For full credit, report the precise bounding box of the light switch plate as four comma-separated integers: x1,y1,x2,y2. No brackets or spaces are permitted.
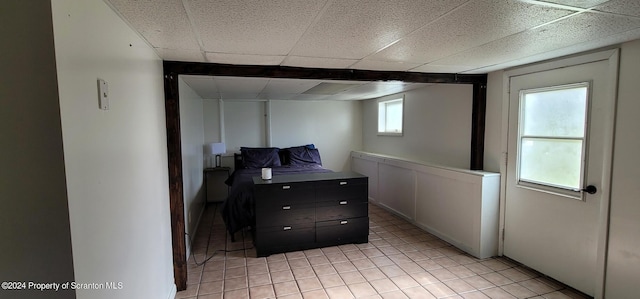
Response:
97,78,109,110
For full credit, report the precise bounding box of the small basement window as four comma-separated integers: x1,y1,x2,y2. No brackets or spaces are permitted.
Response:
378,97,404,136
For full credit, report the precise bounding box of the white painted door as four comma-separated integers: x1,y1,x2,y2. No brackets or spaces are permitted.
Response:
504,53,617,296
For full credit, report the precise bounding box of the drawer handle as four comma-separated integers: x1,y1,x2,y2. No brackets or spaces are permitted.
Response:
339,201,348,205
282,185,291,190
340,220,348,225
283,226,291,231
282,205,291,210
339,181,348,185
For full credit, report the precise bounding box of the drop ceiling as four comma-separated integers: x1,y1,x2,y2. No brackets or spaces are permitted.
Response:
179,75,431,100
106,0,640,100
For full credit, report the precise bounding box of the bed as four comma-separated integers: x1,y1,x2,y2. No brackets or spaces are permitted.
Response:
220,145,332,240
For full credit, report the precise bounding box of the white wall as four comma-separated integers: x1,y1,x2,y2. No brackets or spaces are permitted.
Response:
0,2,76,298
604,39,640,297
203,99,363,171
178,78,206,258
51,0,175,298
484,71,504,173
271,100,362,171
203,99,221,144
223,101,267,150
362,84,473,169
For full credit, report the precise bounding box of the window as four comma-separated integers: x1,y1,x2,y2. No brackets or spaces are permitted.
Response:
378,97,404,136
517,83,589,193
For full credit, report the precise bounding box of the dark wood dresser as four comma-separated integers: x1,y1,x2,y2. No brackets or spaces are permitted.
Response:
253,172,368,257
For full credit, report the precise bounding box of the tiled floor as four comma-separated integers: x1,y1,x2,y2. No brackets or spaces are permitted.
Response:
176,203,591,299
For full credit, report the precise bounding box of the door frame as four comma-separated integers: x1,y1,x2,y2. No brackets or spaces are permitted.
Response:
499,49,619,298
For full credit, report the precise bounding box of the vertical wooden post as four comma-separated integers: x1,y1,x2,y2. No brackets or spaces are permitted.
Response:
164,72,187,290
470,83,487,170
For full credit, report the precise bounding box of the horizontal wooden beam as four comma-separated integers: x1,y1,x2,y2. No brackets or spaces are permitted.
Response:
163,61,487,85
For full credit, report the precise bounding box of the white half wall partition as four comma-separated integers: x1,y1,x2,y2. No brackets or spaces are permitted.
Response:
351,151,500,259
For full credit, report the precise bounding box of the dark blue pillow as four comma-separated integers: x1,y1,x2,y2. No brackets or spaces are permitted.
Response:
287,147,322,166
240,147,281,169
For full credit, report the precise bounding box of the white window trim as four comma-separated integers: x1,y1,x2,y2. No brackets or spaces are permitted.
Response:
377,96,404,136
515,82,590,199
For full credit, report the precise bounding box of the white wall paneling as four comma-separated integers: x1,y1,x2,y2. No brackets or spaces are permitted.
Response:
377,163,416,221
352,151,500,259
351,156,379,200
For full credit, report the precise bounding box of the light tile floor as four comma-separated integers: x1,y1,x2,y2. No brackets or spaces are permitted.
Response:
176,203,591,299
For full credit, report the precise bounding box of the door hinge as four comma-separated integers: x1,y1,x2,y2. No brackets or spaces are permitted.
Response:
501,228,505,241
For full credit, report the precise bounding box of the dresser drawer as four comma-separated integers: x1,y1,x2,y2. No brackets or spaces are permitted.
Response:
315,182,367,203
256,203,315,226
316,200,368,222
255,223,315,249
314,177,367,188
255,182,314,204
316,217,369,243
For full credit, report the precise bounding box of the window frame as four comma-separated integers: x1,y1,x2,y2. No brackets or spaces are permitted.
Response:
515,82,591,199
377,96,404,136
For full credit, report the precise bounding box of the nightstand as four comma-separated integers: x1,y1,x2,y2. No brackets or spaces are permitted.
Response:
204,167,231,203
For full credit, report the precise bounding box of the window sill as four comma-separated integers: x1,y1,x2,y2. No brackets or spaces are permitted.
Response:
377,132,403,137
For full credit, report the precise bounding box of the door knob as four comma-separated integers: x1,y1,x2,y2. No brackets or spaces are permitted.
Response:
581,185,597,194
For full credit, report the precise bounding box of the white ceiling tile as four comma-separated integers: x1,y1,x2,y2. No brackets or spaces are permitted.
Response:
350,60,422,72
290,94,331,101
302,82,364,95
464,26,640,73
219,93,261,100
257,93,298,100
155,48,204,62
106,0,200,50
281,56,357,69
325,81,428,100
370,0,574,64
537,0,611,9
186,0,326,55
180,75,218,98
433,11,640,68
261,79,322,95
290,0,468,59
214,77,270,94
181,75,216,88
205,52,285,65
595,0,640,17
336,82,401,95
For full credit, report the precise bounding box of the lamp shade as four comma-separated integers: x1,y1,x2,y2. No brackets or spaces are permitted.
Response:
207,142,226,155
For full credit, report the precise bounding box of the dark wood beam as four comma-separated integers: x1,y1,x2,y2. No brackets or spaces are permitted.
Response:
164,72,187,291
163,61,487,85
470,83,487,170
